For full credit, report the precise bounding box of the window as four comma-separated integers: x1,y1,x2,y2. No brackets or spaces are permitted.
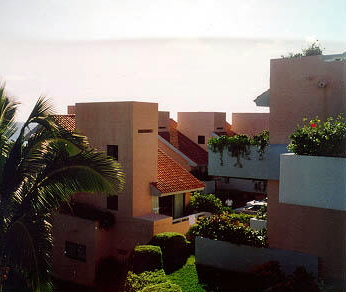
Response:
216,127,223,130
107,196,118,211
107,145,118,160
198,135,205,144
138,129,153,133
65,241,86,262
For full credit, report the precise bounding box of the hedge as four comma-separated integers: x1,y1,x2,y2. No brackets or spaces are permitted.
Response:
123,270,169,292
141,282,182,292
132,245,163,274
149,232,190,272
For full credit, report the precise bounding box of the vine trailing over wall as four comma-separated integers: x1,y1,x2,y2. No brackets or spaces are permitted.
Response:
208,130,269,167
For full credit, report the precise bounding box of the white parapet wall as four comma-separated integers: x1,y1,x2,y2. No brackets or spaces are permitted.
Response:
195,237,318,277
279,153,346,211
250,218,267,230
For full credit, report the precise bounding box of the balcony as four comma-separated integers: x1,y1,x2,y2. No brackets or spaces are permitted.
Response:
208,144,288,180
279,153,346,211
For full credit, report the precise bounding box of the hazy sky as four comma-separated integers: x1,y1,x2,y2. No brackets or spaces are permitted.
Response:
0,0,345,121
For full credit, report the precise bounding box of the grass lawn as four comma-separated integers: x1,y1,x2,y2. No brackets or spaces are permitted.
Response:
168,256,206,292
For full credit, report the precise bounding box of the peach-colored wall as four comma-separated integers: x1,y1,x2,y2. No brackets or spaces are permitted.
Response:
67,105,76,115
267,180,346,283
270,56,346,144
158,139,193,171
75,101,158,217
153,216,190,235
132,102,158,216
52,214,98,287
158,111,170,132
177,112,226,150
232,113,269,136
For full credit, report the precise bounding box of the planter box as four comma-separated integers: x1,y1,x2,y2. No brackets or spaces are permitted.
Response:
195,237,318,276
279,153,346,211
208,144,288,180
250,218,267,230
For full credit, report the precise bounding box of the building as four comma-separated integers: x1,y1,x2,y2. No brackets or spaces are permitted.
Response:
208,52,346,289
52,101,205,286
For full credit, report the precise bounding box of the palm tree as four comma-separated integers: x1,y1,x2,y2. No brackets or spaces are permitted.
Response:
0,85,124,291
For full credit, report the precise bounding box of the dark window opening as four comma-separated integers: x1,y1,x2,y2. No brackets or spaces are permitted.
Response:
158,126,166,129
198,135,205,144
107,145,118,160
65,241,86,262
216,127,223,130
138,129,153,133
107,196,119,211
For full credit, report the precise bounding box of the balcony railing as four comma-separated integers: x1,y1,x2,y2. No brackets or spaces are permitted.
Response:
172,212,212,225
208,144,288,180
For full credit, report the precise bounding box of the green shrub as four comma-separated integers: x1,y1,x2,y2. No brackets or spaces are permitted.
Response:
190,192,223,214
132,245,163,274
187,214,267,247
149,232,190,273
141,282,182,292
256,205,267,220
288,116,346,157
208,130,269,167
123,270,168,292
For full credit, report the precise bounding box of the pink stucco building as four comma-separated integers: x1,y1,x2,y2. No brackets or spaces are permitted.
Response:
52,101,205,286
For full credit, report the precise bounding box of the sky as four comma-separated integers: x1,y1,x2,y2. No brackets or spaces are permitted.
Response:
0,0,345,121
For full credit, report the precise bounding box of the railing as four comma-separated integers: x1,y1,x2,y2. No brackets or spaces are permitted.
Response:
172,212,212,225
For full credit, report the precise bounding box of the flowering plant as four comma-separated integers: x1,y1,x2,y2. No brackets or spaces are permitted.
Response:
288,116,346,157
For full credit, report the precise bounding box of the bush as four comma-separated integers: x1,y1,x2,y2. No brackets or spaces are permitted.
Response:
288,116,346,157
132,245,163,274
190,192,223,214
141,282,182,292
123,270,168,292
186,214,267,248
253,261,286,289
149,232,190,273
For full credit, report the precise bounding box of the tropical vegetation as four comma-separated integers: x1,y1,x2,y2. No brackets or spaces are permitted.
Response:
0,85,124,291
288,116,346,157
208,130,269,167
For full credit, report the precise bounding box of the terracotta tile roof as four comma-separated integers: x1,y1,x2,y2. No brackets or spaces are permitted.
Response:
214,122,237,137
153,149,205,194
51,114,76,132
158,119,208,166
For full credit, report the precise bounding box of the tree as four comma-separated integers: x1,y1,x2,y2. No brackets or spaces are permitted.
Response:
0,85,125,291
281,41,323,58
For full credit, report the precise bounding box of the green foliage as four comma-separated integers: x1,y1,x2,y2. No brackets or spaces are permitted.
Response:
141,282,182,292
281,41,323,58
149,232,190,273
0,85,125,291
187,214,267,248
123,270,168,292
132,245,163,274
254,261,286,290
208,130,269,167
167,256,206,292
190,192,223,214
288,116,346,157
255,205,267,220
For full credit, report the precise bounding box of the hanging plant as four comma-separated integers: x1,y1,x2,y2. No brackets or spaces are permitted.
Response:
252,130,269,160
208,130,269,167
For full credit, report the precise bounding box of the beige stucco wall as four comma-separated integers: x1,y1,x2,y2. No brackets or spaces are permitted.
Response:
267,180,346,284
158,111,170,132
52,214,98,287
177,112,226,150
270,55,346,144
75,101,158,217
232,113,269,136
